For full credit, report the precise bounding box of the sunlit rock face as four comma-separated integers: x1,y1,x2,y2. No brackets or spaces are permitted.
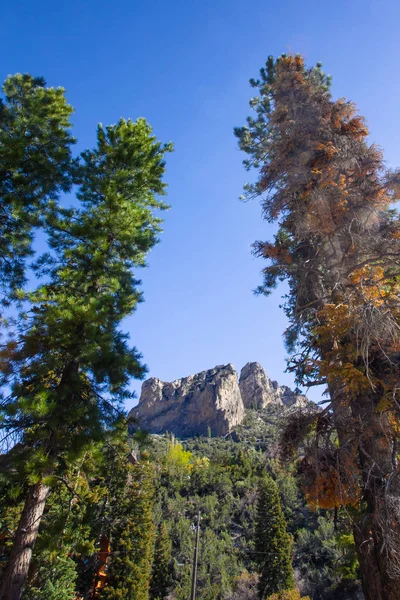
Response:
130,363,245,437
130,361,309,437
239,362,308,410
239,362,277,408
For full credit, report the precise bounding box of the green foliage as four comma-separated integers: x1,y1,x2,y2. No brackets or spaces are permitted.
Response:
149,414,311,599
265,459,302,529
294,515,359,599
23,554,77,600
98,461,155,600
1,114,172,479
0,74,172,599
336,533,359,581
150,522,173,600
1,405,362,600
0,73,74,292
266,590,310,600
255,475,294,599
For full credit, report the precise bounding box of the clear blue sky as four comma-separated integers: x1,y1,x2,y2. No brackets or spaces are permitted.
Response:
2,0,400,408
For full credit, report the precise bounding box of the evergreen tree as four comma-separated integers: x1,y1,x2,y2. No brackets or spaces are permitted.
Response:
0,116,172,600
150,522,173,600
98,461,155,600
23,554,77,600
236,55,400,599
0,74,74,293
254,476,294,599
19,443,108,600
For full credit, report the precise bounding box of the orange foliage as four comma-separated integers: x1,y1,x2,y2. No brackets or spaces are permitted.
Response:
91,535,110,598
263,242,292,265
300,449,360,510
312,303,376,398
347,265,389,305
341,116,369,139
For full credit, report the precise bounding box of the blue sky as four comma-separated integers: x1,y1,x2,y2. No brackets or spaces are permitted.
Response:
2,0,400,408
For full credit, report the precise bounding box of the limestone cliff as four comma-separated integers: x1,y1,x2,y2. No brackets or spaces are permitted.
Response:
239,362,308,410
130,364,245,437
131,361,308,437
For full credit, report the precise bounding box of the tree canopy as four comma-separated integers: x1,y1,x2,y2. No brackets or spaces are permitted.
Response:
0,74,172,600
0,74,74,294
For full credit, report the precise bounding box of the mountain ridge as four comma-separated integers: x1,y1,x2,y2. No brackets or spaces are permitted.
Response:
130,362,309,437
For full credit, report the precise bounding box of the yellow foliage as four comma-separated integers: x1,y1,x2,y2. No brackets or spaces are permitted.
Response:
191,456,210,469
315,304,352,341
165,443,193,471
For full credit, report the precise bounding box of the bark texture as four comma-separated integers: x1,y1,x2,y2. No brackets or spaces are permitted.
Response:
330,379,400,600
352,398,400,600
0,480,50,600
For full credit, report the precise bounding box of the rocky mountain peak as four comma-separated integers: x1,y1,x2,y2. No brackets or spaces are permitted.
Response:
130,362,308,437
239,361,307,409
130,363,244,437
239,362,276,409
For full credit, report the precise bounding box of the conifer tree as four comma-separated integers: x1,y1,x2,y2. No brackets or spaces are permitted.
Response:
236,55,400,599
0,74,74,293
150,522,173,600
0,116,172,600
98,461,156,600
254,475,294,599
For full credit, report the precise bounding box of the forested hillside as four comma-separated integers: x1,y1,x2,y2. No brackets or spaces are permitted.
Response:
149,407,362,600
1,406,362,600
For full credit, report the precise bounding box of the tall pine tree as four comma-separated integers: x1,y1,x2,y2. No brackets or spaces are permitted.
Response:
98,461,156,600
0,117,172,600
236,54,400,599
254,475,294,599
150,522,173,600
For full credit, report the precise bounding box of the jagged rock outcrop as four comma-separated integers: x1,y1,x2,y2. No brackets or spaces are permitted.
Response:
130,364,245,437
239,362,276,408
131,361,309,437
239,362,308,410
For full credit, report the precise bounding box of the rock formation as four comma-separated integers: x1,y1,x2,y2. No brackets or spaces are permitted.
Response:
239,362,276,408
130,361,309,437
130,364,245,437
239,362,308,410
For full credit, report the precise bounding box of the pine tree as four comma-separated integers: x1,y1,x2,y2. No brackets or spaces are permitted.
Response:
254,475,294,599
150,522,173,600
0,74,74,293
236,54,400,599
19,443,108,600
0,116,172,600
98,461,156,600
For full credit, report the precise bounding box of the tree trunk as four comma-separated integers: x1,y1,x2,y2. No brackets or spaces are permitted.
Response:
330,379,400,600
352,397,400,600
0,362,78,600
0,480,50,600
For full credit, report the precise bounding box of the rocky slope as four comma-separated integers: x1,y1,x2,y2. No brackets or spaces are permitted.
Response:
130,362,308,437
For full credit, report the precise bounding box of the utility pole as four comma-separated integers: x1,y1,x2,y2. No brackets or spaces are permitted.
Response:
190,510,201,600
